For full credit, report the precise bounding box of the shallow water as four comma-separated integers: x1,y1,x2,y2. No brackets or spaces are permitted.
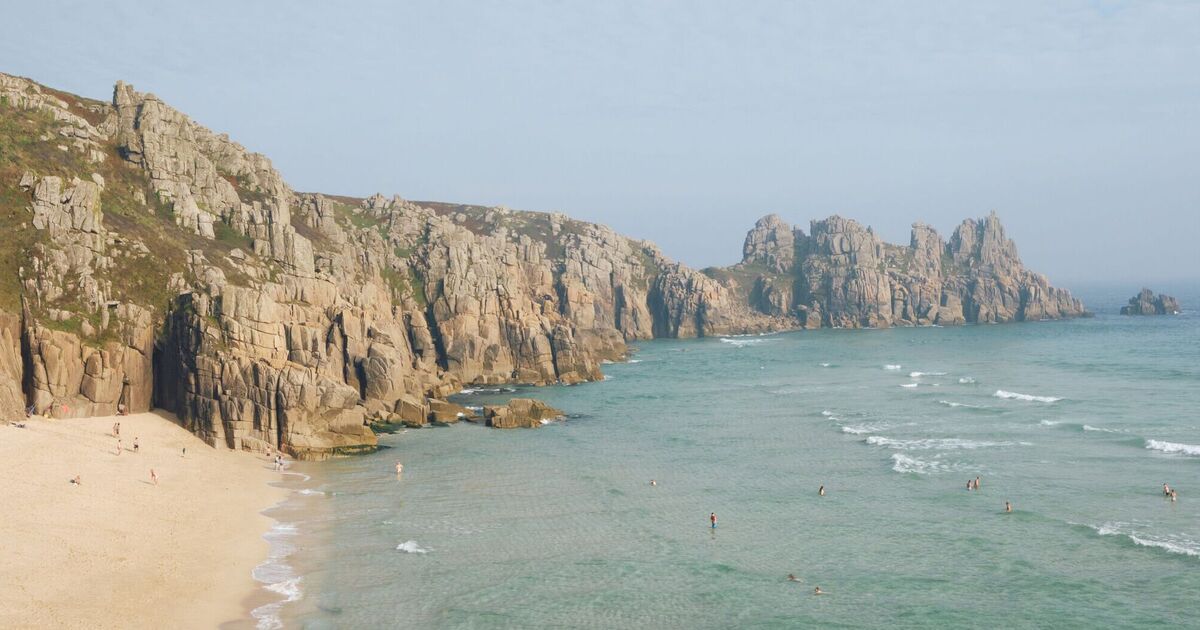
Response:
272,285,1199,628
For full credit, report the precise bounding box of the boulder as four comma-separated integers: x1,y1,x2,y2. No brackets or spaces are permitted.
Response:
484,398,564,429
1121,288,1181,315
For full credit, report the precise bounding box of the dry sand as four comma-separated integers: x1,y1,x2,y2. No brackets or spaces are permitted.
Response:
0,412,287,629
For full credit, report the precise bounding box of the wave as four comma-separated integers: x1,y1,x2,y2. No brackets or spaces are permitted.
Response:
821,410,836,417
909,371,947,378
627,359,642,364
842,425,874,435
397,540,432,554
252,520,303,630
720,337,774,348
993,390,1062,403
1082,424,1122,434
280,471,311,482
899,383,919,388
1145,440,1200,457
937,400,984,409
1039,420,1061,426
890,453,951,475
1083,522,1200,559
867,436,1011,450
819,362,833,367
297,488,326,496
459,387,516,394
883,364,902,370
958,377,976,384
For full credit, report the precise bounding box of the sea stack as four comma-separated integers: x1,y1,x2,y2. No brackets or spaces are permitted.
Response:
1120,288,1181,315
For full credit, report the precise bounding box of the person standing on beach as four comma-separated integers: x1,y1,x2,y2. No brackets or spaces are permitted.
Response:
112,421,119,437
133,437,139,453
116,439,122,455
150,469,158,485
710,512,717,528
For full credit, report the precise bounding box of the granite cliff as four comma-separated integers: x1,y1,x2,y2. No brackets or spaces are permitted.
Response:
1121,288,1181,315
0,73,1086,457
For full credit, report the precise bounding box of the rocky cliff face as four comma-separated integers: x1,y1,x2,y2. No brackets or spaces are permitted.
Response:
0,72,1086,456
729,213,1086,329
1121,288,1181,315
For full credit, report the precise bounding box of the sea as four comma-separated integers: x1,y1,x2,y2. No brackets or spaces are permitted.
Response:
255,283,1199,629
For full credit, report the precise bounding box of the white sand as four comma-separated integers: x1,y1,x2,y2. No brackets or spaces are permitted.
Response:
0,412,287,629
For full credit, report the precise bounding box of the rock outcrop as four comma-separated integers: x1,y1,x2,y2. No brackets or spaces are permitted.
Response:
1121,288,1181,315
0,72,1087,456
484,398,564,429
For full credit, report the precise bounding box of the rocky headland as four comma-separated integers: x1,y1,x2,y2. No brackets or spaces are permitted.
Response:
0,72,1087,457
1120,288,1181,315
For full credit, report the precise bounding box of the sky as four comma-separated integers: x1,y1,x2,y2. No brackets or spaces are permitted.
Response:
3,1,1197,284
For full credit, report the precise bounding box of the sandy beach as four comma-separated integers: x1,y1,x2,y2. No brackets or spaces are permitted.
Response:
0,412,287,629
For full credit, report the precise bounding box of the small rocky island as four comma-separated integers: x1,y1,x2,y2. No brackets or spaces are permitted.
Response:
1120,288,1181,315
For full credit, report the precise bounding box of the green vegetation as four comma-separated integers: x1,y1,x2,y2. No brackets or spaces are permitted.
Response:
382,266,427,307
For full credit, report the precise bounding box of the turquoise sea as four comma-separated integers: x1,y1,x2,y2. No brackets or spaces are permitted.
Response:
259,285,1199,629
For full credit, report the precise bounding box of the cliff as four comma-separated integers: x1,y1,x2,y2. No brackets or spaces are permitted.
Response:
0,72,1086,456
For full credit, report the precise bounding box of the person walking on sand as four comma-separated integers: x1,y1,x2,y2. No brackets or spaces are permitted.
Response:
150,469,158,486
710,512,717,529
133,437,139,453
116,439,122,455
112,421,119,437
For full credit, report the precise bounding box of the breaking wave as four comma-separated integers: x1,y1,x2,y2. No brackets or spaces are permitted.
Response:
937,400,983,409
899,383,919,389
1081,522,1200,559
867,436,1012,450
397,540,432,554
958,377,976,384
720,337,774,348
993,390,1062,403
909,371,947,378
883,364,902,370
1145,440,1200,457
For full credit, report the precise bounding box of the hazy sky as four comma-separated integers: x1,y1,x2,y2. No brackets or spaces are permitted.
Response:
4,1,1198,284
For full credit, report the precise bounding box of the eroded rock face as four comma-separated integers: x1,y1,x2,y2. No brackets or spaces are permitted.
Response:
736,211,1085,328
1121,289,1181,315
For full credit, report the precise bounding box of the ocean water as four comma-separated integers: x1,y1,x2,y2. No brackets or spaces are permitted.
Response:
264,286,1200,629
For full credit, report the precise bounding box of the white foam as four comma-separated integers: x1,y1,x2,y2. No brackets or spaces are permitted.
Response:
1082,424,1121,434
841,426,872,435
397,540,431,554
890,453,948,475
821,410,836,417
900,383,919,388
867,436,1011,450
1145,439,1200,457
627,359,642,364
819,362,832,367
883,364,902,370
1039,420,1061,426
958,377,976,384
280,471,311,482
909,371,947,378
993,390,1062,403
1090,522,1200,558
297,488,325,496
937,400,982,409
720,337,773,348
251,520,303,630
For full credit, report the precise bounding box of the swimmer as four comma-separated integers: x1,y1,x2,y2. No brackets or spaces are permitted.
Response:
1005,501,1012,513
649,479,657,486
395,461,404,475
1170,489,1178,502
710,512,717,529
967,479,972,491
1164,483,1172,496
813,586,824,595
787,573,800,582
974,476,981,490
818,485,825,497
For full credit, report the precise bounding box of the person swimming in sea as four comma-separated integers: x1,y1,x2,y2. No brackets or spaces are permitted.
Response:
967,479,973,491
818,485,825,497
813,586,824,595
787,573,801,582
974,476,981,490
710,512,717,528
649,479,657,487
1005,501,1012,513
1164,482,1172,496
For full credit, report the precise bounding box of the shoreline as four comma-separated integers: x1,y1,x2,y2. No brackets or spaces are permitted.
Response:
0,412,287,629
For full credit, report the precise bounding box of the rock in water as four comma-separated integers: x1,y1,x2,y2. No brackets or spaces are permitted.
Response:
484,399,564,429
1120,288,1181,315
